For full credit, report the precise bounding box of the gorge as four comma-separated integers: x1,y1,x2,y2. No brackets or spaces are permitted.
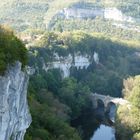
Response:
0,1,140,140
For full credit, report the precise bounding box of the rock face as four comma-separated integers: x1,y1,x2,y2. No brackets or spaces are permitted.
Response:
61,8,104,19
59,7,134,22
0,62,31,140
43,53,91,78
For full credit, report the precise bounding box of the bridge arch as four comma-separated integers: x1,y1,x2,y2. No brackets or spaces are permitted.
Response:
91,93,130,110
97,99,105,108
106,102,116,114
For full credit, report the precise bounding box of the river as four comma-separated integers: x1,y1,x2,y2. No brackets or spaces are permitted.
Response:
90,103,116,140
71,103,117,140
90,124,116,140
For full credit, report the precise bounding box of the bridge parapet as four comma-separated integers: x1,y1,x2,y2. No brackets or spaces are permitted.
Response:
91,93,130,109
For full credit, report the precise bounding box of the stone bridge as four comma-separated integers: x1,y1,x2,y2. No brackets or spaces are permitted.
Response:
91,93,130,109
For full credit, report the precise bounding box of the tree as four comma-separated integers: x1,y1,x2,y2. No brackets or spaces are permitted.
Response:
116,76,140,140
0,25,27,74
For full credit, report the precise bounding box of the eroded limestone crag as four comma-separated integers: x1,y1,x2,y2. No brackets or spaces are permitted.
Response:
0,62,31,140
42,52,99,78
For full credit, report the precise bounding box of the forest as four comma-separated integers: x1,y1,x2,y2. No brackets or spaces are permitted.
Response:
25,31,140,140
116,76,140,140
0,0,140,140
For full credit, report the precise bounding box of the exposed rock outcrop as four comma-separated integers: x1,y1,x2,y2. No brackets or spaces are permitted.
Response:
43,53,91,78
59,7,134,22
0,62,31,140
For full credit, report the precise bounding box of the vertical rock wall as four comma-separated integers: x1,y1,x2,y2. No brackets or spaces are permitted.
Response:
0,62,31,140
42,53,91,78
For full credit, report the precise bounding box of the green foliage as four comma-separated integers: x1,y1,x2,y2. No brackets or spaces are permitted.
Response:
116,0,140,18
116,76,140,140
58,78,90,119
1,1,140,139
27,31,140,140
0,0,140,35
53,18,140,42
123,76,140,108
30,31,140,98
26,71,82,140
0,0,49,31
133,133,140,140
0,25,27,74
0,0,81,31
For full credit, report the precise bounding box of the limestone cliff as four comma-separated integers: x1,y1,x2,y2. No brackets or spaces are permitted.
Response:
0,62,31,140
42,52,99,78
60,7,134,22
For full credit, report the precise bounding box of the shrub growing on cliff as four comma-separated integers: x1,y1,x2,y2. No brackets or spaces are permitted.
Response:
0,25,28,74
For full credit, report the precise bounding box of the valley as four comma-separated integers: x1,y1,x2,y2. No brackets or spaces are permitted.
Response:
0,0,140,140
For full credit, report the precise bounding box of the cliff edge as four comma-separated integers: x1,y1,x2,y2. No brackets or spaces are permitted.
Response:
0,62,31,140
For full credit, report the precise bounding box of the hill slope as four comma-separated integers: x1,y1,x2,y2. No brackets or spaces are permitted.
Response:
0,0,139,32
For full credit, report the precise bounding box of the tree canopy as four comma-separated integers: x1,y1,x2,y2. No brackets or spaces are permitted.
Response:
116,76,140,140
0,25,28,74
